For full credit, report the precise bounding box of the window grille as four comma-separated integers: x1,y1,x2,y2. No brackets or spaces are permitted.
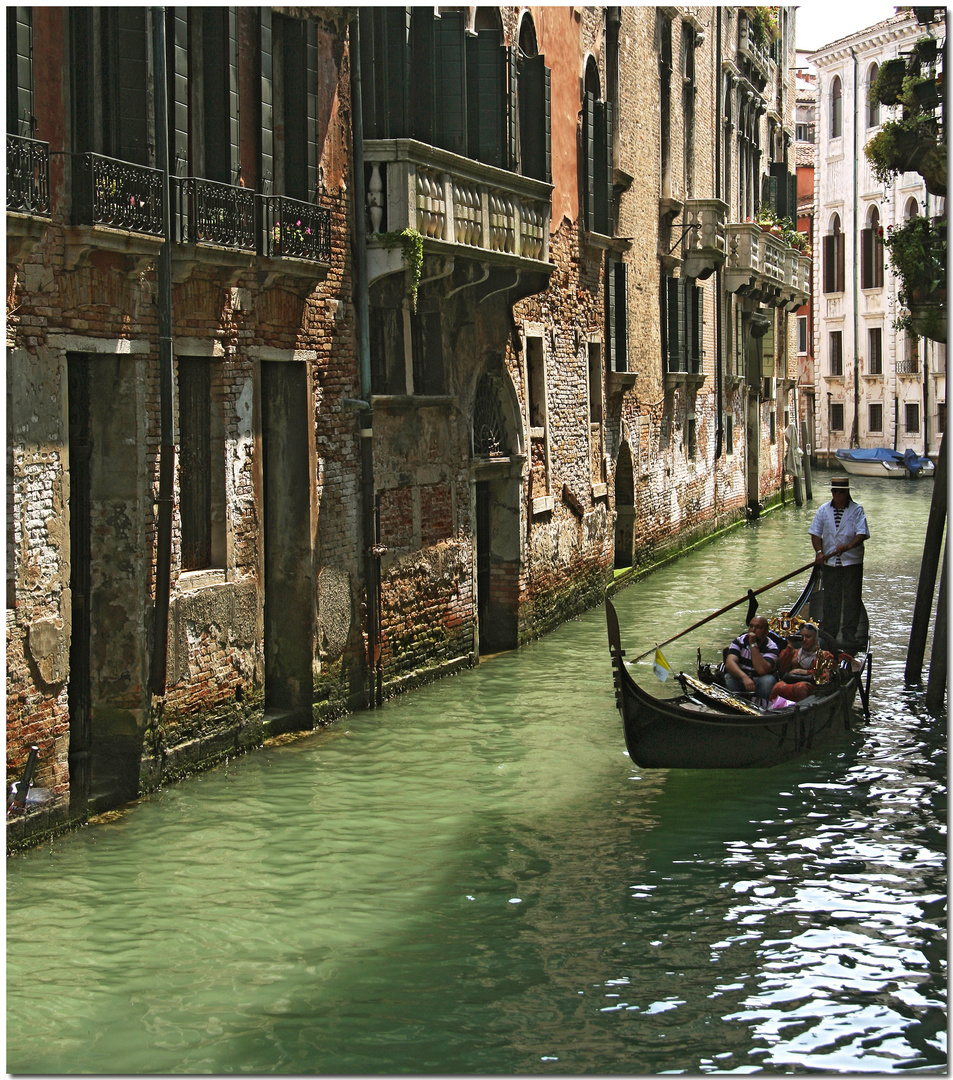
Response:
472,373,508,458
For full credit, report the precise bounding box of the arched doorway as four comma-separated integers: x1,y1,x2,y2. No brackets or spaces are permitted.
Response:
471,366,523,655
614,439,635,569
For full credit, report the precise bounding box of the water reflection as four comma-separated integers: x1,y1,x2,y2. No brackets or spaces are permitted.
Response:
7,472,946,1073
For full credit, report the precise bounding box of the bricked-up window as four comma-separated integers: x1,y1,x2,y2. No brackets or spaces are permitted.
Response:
829,331,844,377
605,258,628,372
260,12,320,200
178,359,226,571
867,63,881,128
830,74,843,139
868,327,883,375
70,8,149,165
830,402,845,431
7,7,33,137
823,214,845,293
661,276,703,374
868,402,883,433
861,207,884,290
905,402,921,434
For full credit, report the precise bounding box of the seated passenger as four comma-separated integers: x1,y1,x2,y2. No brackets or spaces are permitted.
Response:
724,616,779,701
768,623,834,706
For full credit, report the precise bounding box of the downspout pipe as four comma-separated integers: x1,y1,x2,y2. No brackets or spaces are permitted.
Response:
150,7,175,695
348,13,381,708
714,6,723,461
850,45,860,448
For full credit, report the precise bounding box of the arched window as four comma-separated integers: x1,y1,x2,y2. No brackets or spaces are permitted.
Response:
861,205,884,289
905,196,920,220
723,79,732,204
830,75,843,138
823,212,845,293
867,63,880,128
518,13,538,57
583,53,611,232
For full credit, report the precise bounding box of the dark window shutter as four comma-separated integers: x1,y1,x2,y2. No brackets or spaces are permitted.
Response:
506,44,518,171
227,7,240,182
860,227,872,289
823,233,835,293
306,22,319,201
582,91,595,231
593,100,612,234
689,283,703,372
874,231,884,288
201,8,229,182
433,11,466,155
169,8,189,175
282,18,308,199
69,9,93,154
605,257,617,372
836,232,845,292
788,174,797,222
466,30,506,169
260,10,273,192
667,277,682,371
519,54,550,182
410,8,433,144
7,8,33,136
104,8,148,165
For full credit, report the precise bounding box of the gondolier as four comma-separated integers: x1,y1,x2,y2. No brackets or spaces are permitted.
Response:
809,476,869,653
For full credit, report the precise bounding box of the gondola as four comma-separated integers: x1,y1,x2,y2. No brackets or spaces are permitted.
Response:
606,565,872,769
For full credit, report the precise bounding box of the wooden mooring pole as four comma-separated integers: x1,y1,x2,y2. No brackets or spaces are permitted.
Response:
905,432,946,691
925,535,947,715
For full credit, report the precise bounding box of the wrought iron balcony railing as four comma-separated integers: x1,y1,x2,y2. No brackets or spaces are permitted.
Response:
896,358,920,375
364,138,551,276
72,152,163,235
7,134,51,216
259,195,331,262
172,176,256,250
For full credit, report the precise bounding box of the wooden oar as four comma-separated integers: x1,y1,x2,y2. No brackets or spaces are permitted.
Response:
628,557,821,664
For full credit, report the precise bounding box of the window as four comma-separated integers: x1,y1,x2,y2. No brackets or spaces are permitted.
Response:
905,402,921,434
7,7,33,136
830,402,845,431
582,74,613,234
861,207,884,289
797,315,808,355
769,409,776,444
526,334,546,430
682,34,695,198
868,402,883,433
588,342,605,482
830,74,842,138
868,327,883,375
660,19,672,199
726,414,734,454
867,63,880,128
829,331,844,377
687,412,697,458
796,122,815,142
823,214,845,293
178,358,226,571
410,310,445,395
661,276,703,374
938,402,946,434
605,258,628,372
900,333,920,374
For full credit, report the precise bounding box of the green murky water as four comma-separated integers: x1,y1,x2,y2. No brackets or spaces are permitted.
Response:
7,470,946,1073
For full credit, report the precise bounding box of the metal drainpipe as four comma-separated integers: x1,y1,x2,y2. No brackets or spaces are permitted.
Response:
150,7,175,695
850,46,860,448
714,6,723,462
348,14,381,708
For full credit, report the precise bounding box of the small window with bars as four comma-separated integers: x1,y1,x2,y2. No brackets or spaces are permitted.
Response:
867,327,883,375
905,402,921,434
829,331,844,377
868,402,883,433
830,402,845,432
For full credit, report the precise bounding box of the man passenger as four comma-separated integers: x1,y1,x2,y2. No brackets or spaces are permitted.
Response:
724,616,779,700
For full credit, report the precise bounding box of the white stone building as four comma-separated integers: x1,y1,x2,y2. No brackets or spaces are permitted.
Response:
809,12,945,461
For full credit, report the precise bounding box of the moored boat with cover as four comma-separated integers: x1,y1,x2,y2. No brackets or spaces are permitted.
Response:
606,565,871,770
835,447,934,479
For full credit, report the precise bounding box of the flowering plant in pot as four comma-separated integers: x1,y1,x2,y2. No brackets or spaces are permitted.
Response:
882,214,947,338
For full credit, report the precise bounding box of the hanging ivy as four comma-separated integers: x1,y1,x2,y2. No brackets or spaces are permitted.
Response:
379,228,423,312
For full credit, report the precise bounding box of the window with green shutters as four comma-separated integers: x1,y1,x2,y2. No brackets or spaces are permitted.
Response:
661,276,703,374
7,7,33,137
582,92,612,234
605,258,628,373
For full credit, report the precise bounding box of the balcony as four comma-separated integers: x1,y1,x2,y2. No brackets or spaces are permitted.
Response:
364,138,552,302
258,195,332,289
738,15,773,84
680,199,728,279
896,358,921,376
171,176,256,283
7,134,51,261
724,222,810,309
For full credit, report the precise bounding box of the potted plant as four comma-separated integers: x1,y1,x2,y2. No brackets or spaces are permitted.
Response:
914,36,939,65
865,114,940,186
870,57,908,105
882,214,947,340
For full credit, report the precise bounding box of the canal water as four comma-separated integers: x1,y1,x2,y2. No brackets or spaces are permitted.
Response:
7,471,946,1074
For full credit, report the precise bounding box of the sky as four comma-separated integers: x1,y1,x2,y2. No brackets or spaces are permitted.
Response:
794,1,903,53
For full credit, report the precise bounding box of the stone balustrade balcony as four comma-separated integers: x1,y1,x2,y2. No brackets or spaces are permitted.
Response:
363,138,552,290
738,15,773,82
725,222,810,309
681,198,728,279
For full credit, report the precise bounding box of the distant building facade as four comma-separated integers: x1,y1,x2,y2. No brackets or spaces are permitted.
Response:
809,12,946,461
